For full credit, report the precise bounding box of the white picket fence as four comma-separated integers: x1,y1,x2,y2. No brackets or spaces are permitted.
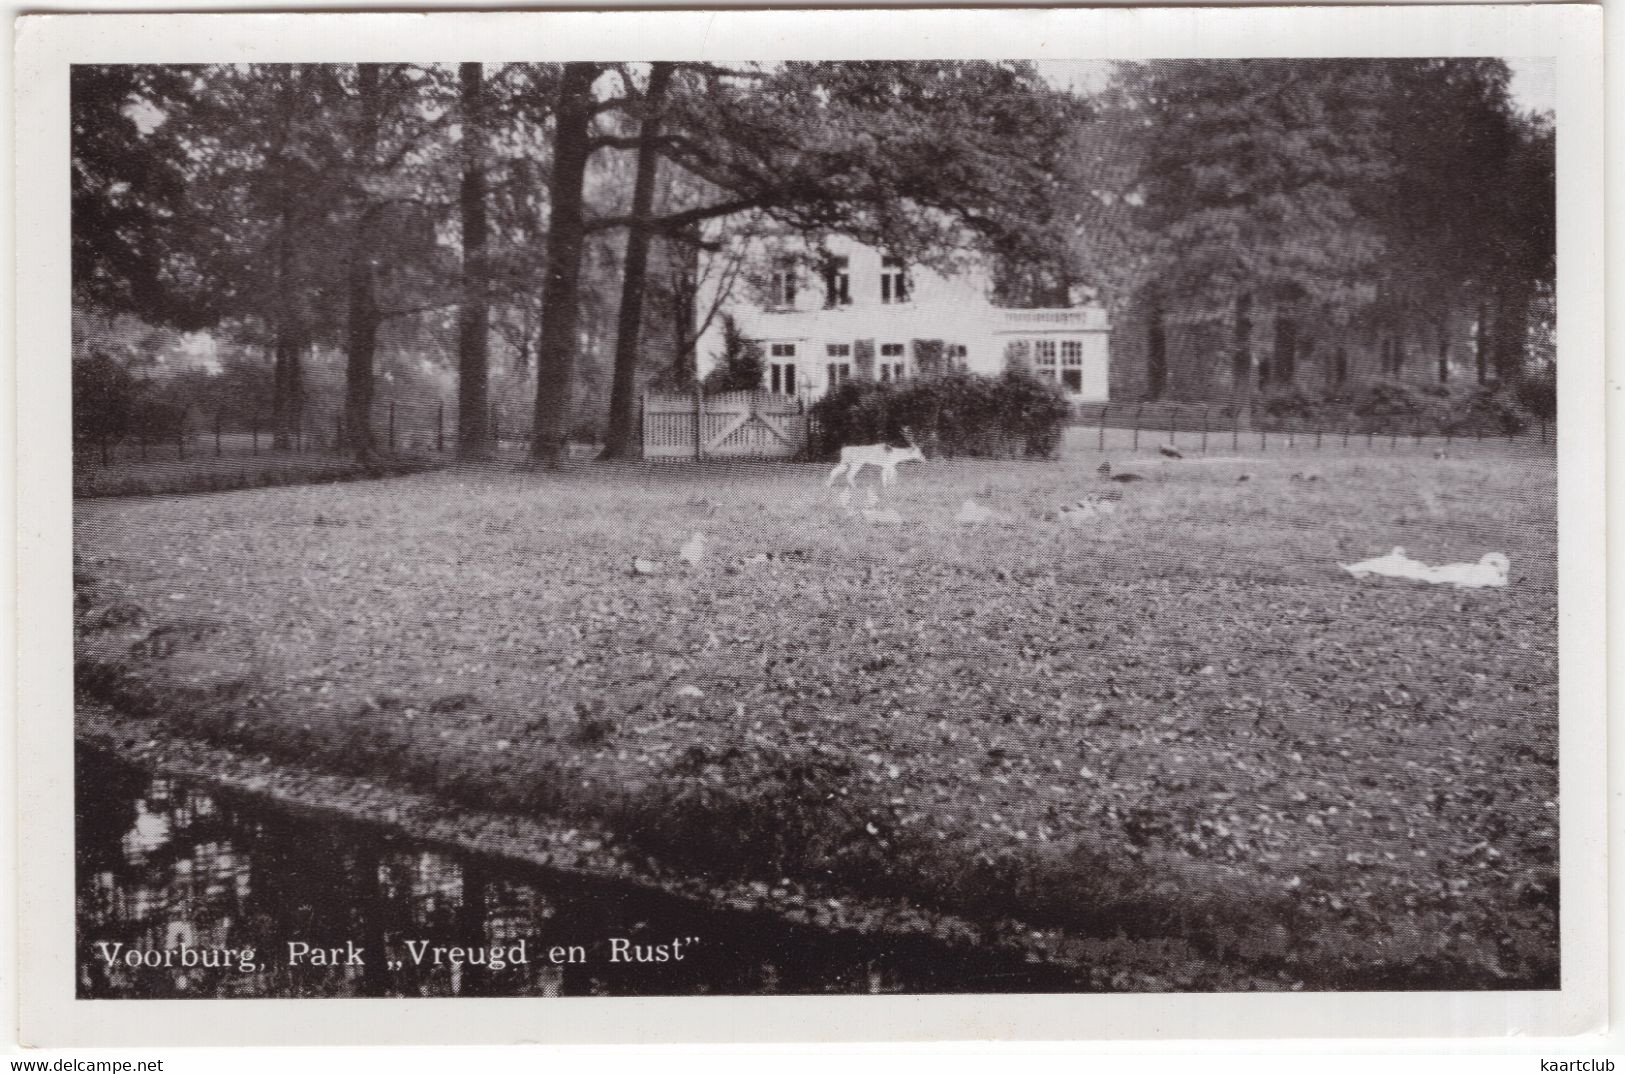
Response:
642,390,811,460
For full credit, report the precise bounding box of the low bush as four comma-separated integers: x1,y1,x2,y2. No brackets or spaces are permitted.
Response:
1249,378,1544,437
74,351,191,451
1350,379,1439,431
1515,367,1556,422
1444,384,1529,436
702,314,766,395
811,369,1069,460
1255,385,1328,430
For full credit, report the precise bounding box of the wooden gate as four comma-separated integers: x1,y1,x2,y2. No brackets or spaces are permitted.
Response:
642,390,810,459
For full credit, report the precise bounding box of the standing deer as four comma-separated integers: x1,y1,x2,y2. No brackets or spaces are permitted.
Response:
826,430,926,488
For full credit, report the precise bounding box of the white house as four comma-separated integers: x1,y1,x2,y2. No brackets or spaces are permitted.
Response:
694,231,1111,401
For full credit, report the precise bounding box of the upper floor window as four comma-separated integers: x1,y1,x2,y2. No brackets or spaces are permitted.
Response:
1034,340,1058,368
768,260,799,308
1061,339,1083,366
823,256,851,308
880,257,910,304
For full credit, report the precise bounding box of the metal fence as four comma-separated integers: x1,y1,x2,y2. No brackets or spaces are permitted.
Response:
73,392,1556,471
1070,400,1553,456
72,398,531,468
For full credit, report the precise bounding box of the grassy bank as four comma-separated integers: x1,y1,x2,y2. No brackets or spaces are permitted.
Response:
73,447,444,499
74,432,1559,990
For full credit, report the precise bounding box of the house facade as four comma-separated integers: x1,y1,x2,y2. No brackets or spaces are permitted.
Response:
694,232,1111,402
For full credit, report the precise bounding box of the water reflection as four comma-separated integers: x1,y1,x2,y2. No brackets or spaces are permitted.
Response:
75,747,1086,998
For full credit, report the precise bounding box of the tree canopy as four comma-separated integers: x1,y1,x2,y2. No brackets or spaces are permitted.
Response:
70,58,1558,451
1051,58,1555,396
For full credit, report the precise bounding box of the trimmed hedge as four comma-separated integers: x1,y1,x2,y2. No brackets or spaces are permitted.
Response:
810,369,1070,460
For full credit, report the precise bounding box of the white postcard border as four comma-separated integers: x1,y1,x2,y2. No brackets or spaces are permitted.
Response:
14,5,1608,1046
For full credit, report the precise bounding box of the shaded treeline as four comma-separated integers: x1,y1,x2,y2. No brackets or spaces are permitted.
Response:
71,60,1081,463
70,60,1555,459
1039,60,1555,404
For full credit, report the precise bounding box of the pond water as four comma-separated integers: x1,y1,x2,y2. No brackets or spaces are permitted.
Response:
75,746,1089,998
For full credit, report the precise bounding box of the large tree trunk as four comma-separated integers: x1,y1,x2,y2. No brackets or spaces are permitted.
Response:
289,338,304,446
271,198,299,449
669,225,702,387
671,267,697,389
344,247,379,458
343,63,383,460
531,63,600,468
1146,294,1168,399
457,62,491,459
268,74,303,451
272,328,297,450
1493,279,1531,382
1475,298,1491,385
602,62,675,460
1231,292,1252,389
1273,313,1296,384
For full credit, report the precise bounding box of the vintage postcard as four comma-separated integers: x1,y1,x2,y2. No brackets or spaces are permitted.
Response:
13,4,1608,1047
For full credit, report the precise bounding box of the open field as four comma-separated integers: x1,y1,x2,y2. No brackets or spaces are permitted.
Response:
74,429,1558,990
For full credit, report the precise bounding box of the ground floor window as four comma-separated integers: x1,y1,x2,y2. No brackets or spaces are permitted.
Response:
880,343,907,383
1061,339,1084,393
824,343,852,391
1019,337,1090,394
768,342,798,395
949,343,969,370
1033,340,1059,388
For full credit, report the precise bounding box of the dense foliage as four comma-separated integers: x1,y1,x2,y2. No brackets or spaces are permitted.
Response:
72,61,1086,462
1254,378,1543,435
811,369,1070,460
71,351,210,449
1049,59,1556,400
72,59,1557,451
699,314,766,394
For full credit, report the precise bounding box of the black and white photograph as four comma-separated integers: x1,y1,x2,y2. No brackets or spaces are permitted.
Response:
14,5,1608,1048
